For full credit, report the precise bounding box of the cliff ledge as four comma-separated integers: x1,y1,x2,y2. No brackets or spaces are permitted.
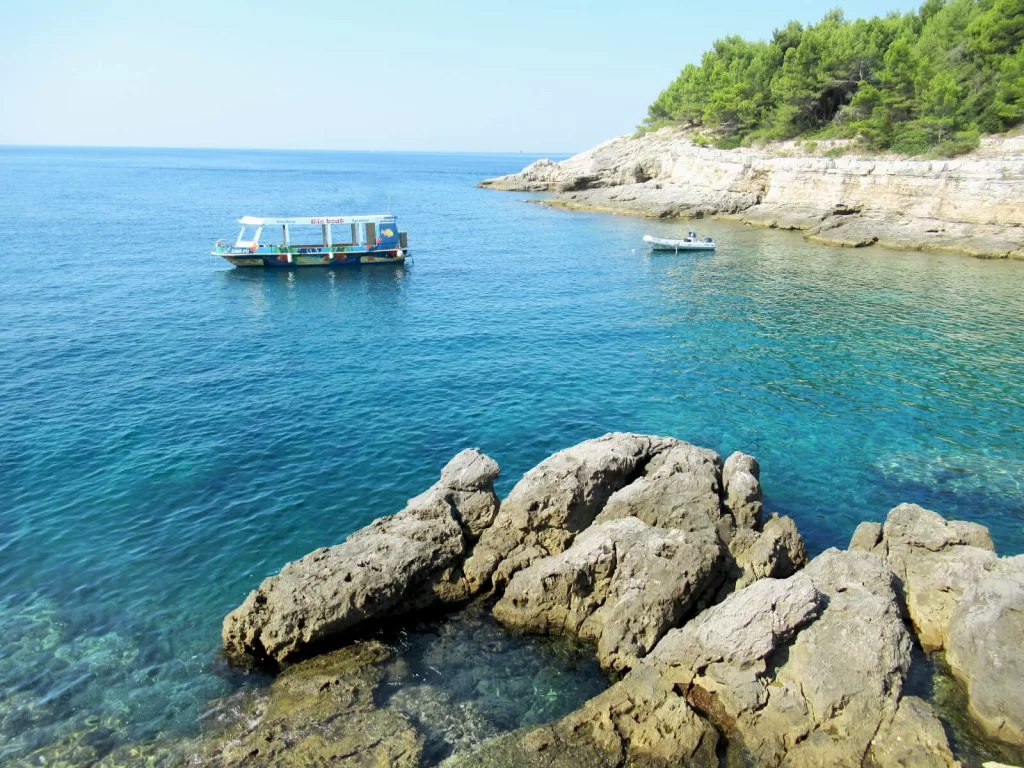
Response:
480,127,1024,259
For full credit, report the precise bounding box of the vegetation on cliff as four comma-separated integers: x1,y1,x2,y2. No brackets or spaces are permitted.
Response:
645,0,1024,155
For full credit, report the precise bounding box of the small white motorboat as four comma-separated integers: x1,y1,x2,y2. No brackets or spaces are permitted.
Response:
643,232,716,252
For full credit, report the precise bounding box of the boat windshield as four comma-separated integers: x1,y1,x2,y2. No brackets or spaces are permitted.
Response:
227,217,402,251
234,224,263,248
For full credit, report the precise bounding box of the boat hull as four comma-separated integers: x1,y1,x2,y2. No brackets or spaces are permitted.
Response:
643,235,715,251
647,243,716,251
213,250,408,267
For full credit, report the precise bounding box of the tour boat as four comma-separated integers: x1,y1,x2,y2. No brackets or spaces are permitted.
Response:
213,214,409,267
643,232,716,252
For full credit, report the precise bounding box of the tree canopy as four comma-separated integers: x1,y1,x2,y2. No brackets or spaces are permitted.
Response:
644,0,1024,154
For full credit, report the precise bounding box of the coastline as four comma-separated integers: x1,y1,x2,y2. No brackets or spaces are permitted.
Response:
480,127,1024,260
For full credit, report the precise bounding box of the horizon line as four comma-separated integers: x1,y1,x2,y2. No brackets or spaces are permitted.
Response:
0,142,577,157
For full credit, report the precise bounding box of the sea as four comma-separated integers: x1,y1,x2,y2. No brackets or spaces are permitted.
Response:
1,147,1022,764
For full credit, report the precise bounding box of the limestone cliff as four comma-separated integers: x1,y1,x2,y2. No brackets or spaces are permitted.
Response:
480,127,1024,259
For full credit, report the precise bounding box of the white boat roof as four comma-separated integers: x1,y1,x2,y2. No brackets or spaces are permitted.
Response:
239,214,396,226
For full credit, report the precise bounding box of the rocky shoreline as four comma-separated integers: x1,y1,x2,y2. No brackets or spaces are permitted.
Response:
479,127,1024,260
208,434,1023,767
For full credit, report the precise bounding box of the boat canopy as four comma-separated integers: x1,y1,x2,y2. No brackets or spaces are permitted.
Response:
238,214,396,226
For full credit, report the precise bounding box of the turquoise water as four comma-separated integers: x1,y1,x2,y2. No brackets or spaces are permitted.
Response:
1,147,1022,760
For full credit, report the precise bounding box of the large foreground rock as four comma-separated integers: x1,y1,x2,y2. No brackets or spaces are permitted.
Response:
224,435,807,669
592,441,725,533
220,436,1023,762
223,449,499,667
946,555,1024,747
493,517,722,671
649,549,956,766
463,433,678,593
454,549,957,767
592,444,806,591
852,503,1024,749
484,437,804,671
873,503,995,650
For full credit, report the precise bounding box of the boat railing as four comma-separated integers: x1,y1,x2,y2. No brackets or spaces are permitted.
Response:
215,239,260,255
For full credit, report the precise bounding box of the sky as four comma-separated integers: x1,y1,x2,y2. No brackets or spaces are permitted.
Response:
0,0,924,153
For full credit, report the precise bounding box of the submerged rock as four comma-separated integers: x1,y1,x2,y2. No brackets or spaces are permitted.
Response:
442,662,720,768
222,448,499,668
191,641,423,767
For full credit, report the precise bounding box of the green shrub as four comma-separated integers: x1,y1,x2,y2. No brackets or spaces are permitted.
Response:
932,129,981,157
890,123,937,156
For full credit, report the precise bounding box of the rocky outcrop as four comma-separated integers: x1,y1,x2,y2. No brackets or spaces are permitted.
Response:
224,435,807,672
222,449,500,668
588,442,806,593
866,695,961,768
451,549,959,767
226,434,808,675
851,502,996,651
462,433,677,593
492,517,722,672
721,451,762,530
851,503,1024,747
592,441,724,534
654,549,952,766
482,436,805,671
946,556,1024,746
726,512,807,591
222,437,1024,764
479,127,1024,260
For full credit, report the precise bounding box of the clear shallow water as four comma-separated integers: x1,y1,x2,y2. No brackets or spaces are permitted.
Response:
1,147,1022,760
376,603,608,765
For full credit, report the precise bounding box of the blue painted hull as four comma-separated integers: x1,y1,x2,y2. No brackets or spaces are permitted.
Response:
214,250,408,268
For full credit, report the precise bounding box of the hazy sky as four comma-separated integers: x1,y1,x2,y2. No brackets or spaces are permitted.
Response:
0,0,922,153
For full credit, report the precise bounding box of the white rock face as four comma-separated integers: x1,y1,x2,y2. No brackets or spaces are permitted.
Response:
480,127,1024,259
